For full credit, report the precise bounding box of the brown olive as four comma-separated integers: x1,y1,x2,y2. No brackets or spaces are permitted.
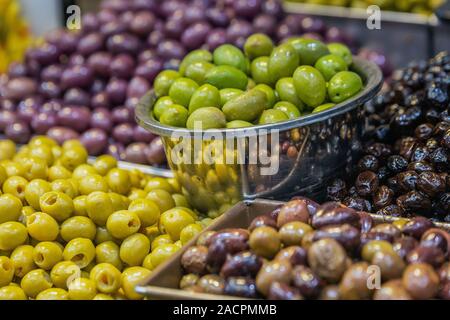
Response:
373,279,412,300
276,199,310,227
249,226,281,259
392,236,418,260
360,231,394,246
355,171,379,197
420,228,449,254
402,217,435,239
274,246,306,267
339,262,373,300
438,262,450,282
179,273,199,289
290,196,319,216
307,238,347,283
196,231,216,246
220,251,262,278
371,250,405,280
416,171,446,197
312,224,360,251
278,221,312,246
255,260,292,297
301,231,315,251
291,265,323,299
248,215,277,232
402,263,439,299
406,245,445,268
181,245,208,275
358,212,374,234
319,285,340,300
224,277,257,298
311,203,359,229
370,223,402,239
206,229,249,272
372,185,394,209
268,282,303,300
198,274,225,295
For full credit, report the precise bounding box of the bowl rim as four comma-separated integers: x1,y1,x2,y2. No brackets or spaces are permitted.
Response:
135,57,383,138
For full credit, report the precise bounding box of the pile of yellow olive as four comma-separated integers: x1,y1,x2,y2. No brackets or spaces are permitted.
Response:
0,137,210,300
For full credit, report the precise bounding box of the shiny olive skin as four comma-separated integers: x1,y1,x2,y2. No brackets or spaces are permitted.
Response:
160,104,189,128
185,61,215,85
153,96,175,120
0,193,23,223
0,221,28,251
90,263,122,294
95,241,123,271
10,245,36,278
251,56,271,85
168,77,199,107
402,263,439,299
63,238,96,268
146,189,176,213
213,44,247,73
219,88,243,107
50,261,81,289
186,107,227,130
312,103,336,113
68,278,97,300
0,256,14,287
179,49,213,76
0,285,27,300
307,238,347,283
327,43,352,66
274,246,306,267
249,226,281,259
277,199,310,227
268,43,299,83
119,233,150,266
20,269,53,298
258,109,289,124
33,241,63,270
222,88,267,122
205,65,248,90
275,77,304,108
287,37,330,66
328,71,363,103
244,34,274,61
315,54,348,81
106,210,141,240
188,84,221,114
154,70,180,98
254,84,279,109
291,265,323,299
338,262,372,300
36,288,69,300
26,212,59,241
86,191,114,226
274,101,301,119
279,221,313,246
293,65,327,108
256,260,292,297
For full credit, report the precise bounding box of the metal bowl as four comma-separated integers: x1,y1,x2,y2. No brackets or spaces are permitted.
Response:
136,57,383,217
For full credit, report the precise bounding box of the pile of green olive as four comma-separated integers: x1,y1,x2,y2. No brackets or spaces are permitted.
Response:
151,34,363,129
0,138,210,300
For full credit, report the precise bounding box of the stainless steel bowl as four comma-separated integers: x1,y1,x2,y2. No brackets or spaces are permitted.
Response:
136,57,383,217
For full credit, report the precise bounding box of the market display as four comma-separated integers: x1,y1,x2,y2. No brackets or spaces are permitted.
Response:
151,37,363,129
178,198,450,299
286,0,446,15
0,137,211,300
327,52,450,222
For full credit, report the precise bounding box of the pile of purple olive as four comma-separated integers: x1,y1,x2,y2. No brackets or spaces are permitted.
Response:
178,198,450,299
0,0,361,166
327,51,450,222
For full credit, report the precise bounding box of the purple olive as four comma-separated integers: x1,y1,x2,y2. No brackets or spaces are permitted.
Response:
138,49,158,63
127,76,150,99
110,54,135,79
90,92,109,109
124,143,148,164
39,82,61,99
5,122,31,144
61,65,94,89
145,137,166,165
253,14,277,36
31,112,58,135
262,0,283,17
206,28,228,51
8,62,27,78
112,106,133,124
113,123,135,145
0,99,16,112
80,128,108,156
32,43,60,65
40,100,63,114
77,33,105,56
132,0,158,12
206,7,230,27
0,110,17,132
97,9,117,24
67,53,86,66
135,58,163,82
57,106,91,132
101,0,128,12
325,27,348,44
90,108,113,132
106,33,141,54
87,52,112,78
81,13,100,32
105,78,128,105
41,64,63,82
301,17,326,35
47,127,79,145
63,88,90,106
164,13,186,39
107,142,126,160
129,11,156,36
160,0,186,17
226,19,253,44
16,101,39,125
233,0,262,18
156,40,186,60
132,125,155,143
184,6,206,25
100,20,128,38
147,30,165,48
5,77,37,100
58,32,79,54
181,22,211,50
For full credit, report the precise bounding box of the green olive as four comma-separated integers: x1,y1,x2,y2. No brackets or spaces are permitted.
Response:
160,104,189,128
26,212,59,241
327,71,363,103
293,65,327,108
315,54,348,81
106,210,141,239
273,101,301,119
63,238,96,269
226,120,253,129
213,44,248,73
205,65,248,90
60,216,96,242
0,256,14,287
258,109,289,124
85,191,114,226
159,208,196,241
92,155,117,176
327,42,353,66
219,88,243,107
90,263,122,294
33,241,63,270
95,241,122,270
275,77,304,110
154,70,180,97
146,189,175,213
188,84,221,114
0,221,28,251
312,103,336,113
254,84,279,109
168,77,199,107
120,233,150,266
287,37,330,66
128,198,160,228
20,269,53,298
179,49,213,76
244,33,274,60
153,96,174,120
268,43,299,83
0,193,23,223
184,61,215,85
39,191,74,222
222,88,267,122
186,107,227,130
250,56,271,85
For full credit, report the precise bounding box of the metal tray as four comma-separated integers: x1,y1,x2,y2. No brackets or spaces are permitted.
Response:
135,198,450,300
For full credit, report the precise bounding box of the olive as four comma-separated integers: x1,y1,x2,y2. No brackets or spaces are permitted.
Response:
244,34,274,60
311,203,359,228
268,282,303,300
406,246,445,268
291,265,323,299
198,274,225,295
278,221,313,246
248,215,277,232
293,65,326,108
339,262,373,300
249,226,281,259
371,250,405,281
318,285,340,300
224,277,258,299
402,263,439,299
276,199,310,227
274,246,306,267
181,246,208,275
206,229,249,272
373,279,412,300
313,224,360,251
268,43,299,83
392,236,418,260
255,260,292,297
179,273,199,290
220,251,262,278
307,238,347,283
402,217,435,239
420,228,449,254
